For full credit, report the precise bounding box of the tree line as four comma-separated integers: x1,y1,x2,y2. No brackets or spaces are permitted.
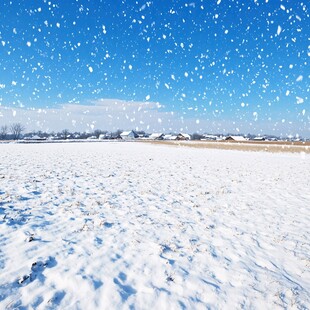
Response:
0,123,126,140
1,122,290,142
0,123,25,140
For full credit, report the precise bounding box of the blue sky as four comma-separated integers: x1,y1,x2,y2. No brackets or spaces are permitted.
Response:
0,0,309,136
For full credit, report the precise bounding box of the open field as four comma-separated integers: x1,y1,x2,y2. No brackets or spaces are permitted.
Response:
0,142,309,309
143,140,310,154
2,139,310,154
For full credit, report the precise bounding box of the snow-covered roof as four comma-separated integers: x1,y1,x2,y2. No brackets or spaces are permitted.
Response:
253,136,265,140
24,135,46,140
179,133,191,139
203,134,217,139
120,130,138,139
226,136,246,141
164,135,178,140
120,131,132,136
99,134,108,139
149,133,164,139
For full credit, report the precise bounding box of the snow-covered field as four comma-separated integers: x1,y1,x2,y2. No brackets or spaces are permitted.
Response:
0,142,309,309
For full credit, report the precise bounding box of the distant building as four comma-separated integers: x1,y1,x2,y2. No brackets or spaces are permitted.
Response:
253,136,266,141
99,133,109,140
164,134,178,140
24,135,47,141
110,132,121,139
149,133,165,140
136,132,148,138
48,135,61,141
177,133,191,140
120,130,139,140
225,136,247,142
202,134,217,141
162,133,191,141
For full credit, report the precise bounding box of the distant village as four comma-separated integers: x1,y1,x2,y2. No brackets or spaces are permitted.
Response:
0,123,308,142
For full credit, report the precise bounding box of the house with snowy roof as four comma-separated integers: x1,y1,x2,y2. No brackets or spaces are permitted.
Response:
120,130,139,140
225,136,247,142
163,134,178,140
202,134,217,141
24,135,47,141
149,133,165,140
252,136,266,141
99,133,109,140
177,133,191,140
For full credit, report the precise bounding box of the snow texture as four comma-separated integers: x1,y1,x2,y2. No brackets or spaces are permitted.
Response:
0,142,309,309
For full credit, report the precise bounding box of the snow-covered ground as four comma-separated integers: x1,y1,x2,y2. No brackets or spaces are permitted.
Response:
0,142,309,309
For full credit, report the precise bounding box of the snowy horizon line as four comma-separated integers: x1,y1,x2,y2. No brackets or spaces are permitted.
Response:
0,99,308,138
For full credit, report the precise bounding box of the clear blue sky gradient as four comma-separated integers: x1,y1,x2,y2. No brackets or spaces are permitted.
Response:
0,0,309,135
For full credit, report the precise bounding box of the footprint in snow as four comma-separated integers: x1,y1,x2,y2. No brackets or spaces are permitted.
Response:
113,272,137,302
18,256,57,285
46,290,66,308
24,231,35,242
94,237,103,248
103,222,113,228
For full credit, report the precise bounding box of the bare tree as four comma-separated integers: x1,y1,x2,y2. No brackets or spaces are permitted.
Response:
93,129,108,138
61,129,70,139
111,129,123,139
192,133,203,140
10,123,25,140
0,125,8,140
